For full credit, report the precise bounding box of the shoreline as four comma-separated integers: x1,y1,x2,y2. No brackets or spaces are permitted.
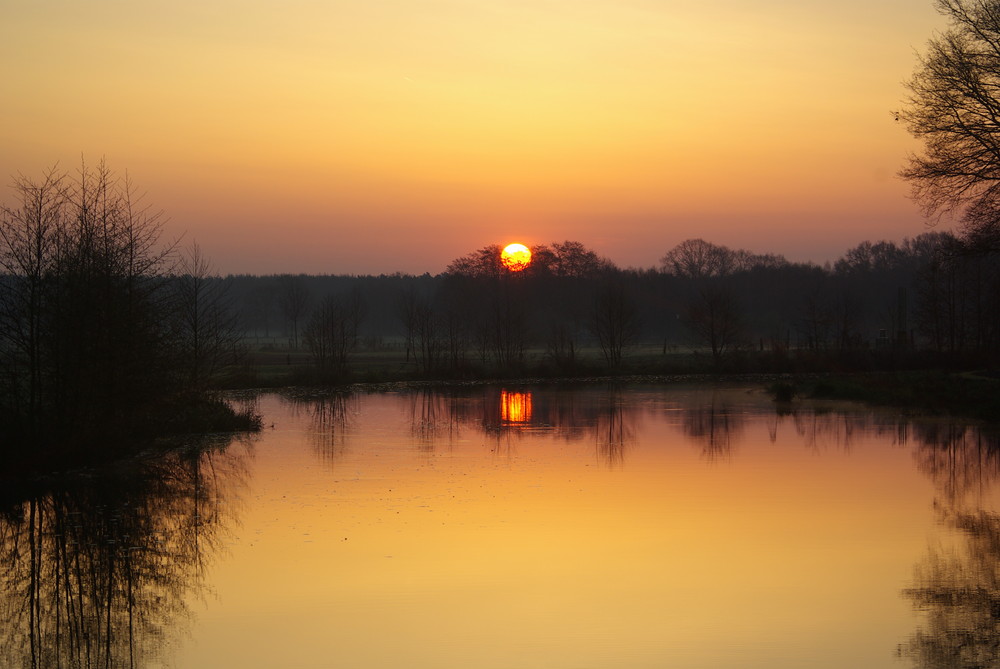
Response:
232,369,1000,425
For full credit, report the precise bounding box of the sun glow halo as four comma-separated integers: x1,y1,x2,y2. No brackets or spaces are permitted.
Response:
500,243,532,272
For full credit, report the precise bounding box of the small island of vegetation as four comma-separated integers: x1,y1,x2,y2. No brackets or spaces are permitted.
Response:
0,162,260,479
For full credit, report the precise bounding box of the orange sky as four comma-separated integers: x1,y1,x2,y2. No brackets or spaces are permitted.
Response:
1,1,946,275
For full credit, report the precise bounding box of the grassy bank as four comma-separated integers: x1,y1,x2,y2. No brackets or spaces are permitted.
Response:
0,393,261,485
222,343,998,413
217,342,1000,426
770,371,1000,423
224,342,996,388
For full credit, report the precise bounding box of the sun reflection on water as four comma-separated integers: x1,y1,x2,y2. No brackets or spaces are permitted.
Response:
500,390,532,424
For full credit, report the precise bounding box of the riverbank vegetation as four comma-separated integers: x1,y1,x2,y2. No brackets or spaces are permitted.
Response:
0,162,259,476
209,232,999,423
3,160,999,478
769,371,1000,423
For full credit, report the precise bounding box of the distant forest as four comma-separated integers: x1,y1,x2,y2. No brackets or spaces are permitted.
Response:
219,232,998,376
3,166,998,431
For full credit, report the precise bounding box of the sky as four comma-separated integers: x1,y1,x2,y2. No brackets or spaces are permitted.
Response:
1,0,948,275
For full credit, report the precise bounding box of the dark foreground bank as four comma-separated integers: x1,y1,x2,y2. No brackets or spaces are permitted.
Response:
768,370,1000,424
275,367,1000,425
0,393,261,486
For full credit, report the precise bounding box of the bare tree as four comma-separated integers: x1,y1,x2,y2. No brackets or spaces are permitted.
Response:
661,239,789,278
489,289,529,370
412,296,442,372
0,160,176,444
303,291,365,379
531,240,615,277
278,274,310,349
589,279,639,370
398,287,419,364
684,281,745,364
173,243,242,389
444,244,505,278
831,290,864,351
545,322,578,373
439,303,469,371
660,239,735,279
799,285,833,350
0,168,68,427
899,0,1000,250
833,240,905,274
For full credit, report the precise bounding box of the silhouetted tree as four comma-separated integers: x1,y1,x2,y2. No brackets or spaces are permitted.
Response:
488,284,530,370
899,0,1000,251
303,291,365,379
531,240,615,278
660,239,735,279
444,244,505,278
172,243,243,389
684,280,745,364
439,302,469,371
446,240,615,280
410,292,443,372
661,238,787,279
589,279,639,369
545,322,579,373
398,287,420,364
278,274,310,349
798,281,834,350
831,290,864,351
834,240,905,274
0,161,177,446
0,167,67,431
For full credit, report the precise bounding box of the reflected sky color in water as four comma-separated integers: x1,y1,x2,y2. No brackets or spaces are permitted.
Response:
0,435,254,668
5,385,999,668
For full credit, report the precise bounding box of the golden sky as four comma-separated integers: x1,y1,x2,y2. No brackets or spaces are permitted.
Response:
1,0,945,274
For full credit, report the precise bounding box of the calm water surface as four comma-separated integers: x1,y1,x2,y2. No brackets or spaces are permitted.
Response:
3,384,998,668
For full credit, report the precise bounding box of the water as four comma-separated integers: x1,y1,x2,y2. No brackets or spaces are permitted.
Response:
2,384,998,668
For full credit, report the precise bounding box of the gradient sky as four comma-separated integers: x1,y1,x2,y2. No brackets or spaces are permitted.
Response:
1,1,946,275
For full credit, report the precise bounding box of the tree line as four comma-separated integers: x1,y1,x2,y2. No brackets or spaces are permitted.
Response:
213,228,998,379
5,166,996,423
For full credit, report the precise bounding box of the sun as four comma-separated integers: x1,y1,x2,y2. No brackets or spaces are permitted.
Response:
500,243,532,272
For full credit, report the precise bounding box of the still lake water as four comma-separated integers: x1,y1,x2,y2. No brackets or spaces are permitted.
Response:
3,384,999,668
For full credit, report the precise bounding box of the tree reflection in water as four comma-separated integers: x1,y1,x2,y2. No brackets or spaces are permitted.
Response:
594,387,635,467
765,402,1000,669
407,390,465,450
696,400,1000,667
911,423,1000,508
280,392,358,463
419,386,640,466
766,401,899,452
898,425,1000,668
0,435,251,668
680,391,745,459
759,405,1000,668
898,508,1000,668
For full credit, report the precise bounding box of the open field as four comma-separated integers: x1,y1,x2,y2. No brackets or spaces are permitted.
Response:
220,340,1000,425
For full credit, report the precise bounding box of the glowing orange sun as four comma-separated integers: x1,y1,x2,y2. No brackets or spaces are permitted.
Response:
500,243,532,272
